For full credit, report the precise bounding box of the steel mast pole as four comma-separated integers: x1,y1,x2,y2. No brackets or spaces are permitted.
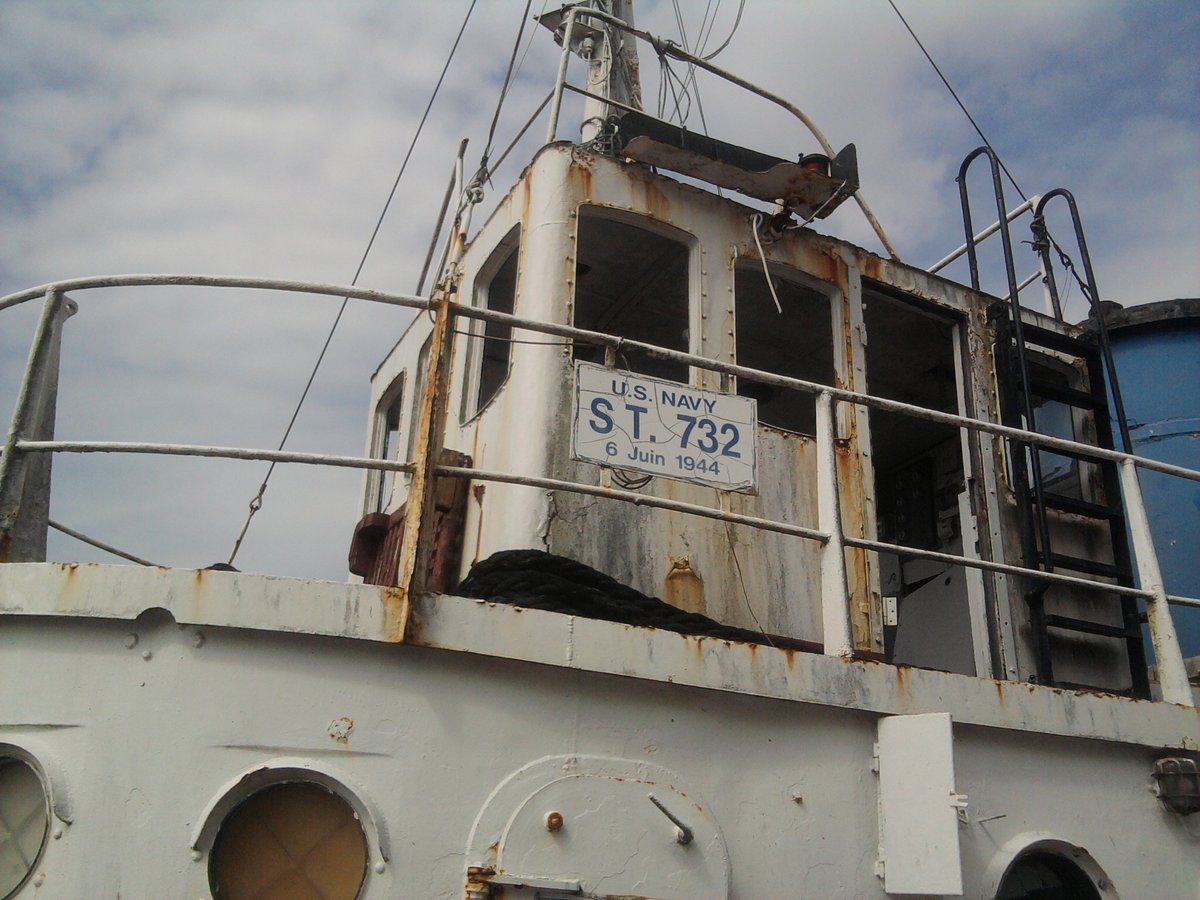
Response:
579,1,642,144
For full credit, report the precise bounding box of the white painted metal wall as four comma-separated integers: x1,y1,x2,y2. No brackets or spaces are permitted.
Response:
1,566,1195,898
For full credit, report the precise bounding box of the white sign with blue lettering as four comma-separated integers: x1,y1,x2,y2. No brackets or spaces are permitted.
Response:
571,361,757,491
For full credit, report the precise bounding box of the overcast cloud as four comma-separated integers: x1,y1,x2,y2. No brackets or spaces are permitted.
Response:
2,0,1197,581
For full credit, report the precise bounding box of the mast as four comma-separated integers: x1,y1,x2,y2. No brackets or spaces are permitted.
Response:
537,0,638,142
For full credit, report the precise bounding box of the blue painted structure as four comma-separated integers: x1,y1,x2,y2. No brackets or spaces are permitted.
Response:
1102,299,1200,658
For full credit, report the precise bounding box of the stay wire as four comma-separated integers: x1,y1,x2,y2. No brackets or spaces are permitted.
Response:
226,0,479,566
481,0,534,173
702,0,744,61
887,0,1094,306
886,0,1027,204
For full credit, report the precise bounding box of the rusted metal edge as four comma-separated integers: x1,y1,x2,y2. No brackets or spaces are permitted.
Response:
408,591,1200,749
392,289,457,642
2,564,1193,743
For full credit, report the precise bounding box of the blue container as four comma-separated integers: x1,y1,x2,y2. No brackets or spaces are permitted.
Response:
1101,299,1200,658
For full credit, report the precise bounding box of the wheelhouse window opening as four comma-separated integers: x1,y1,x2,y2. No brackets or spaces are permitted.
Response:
1025,358,1089,501
572,207,690,383
862,287,974,675
469,231,520,418
368,374,405,514
733,264,835,435
406,334,433,468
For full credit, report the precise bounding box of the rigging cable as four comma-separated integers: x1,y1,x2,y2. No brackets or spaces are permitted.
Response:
886,0,1095,306
886,0,1027,203
702,0,745,61
512,0,553,86
478,0,535,183
225,0,479,567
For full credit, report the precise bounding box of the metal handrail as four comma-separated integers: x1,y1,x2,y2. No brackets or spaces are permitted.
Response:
13,436,1196,610
3,276,1196,483
2,277,1196,702
0,274,433,314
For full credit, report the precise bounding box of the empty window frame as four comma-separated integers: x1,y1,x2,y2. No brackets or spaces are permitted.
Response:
1026,358,1088,499
573,208,690,382
470,232,520,416
407,334,433,462
368,373,405,513
734,264,834,435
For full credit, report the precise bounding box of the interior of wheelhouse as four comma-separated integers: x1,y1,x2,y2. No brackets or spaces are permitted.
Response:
861,287,976,675
734,265,835,436
571,208,690,383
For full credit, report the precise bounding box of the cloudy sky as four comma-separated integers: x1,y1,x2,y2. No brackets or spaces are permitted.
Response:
2,0,1197,582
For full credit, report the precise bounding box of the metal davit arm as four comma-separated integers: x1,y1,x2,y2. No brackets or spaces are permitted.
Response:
544,4,901,260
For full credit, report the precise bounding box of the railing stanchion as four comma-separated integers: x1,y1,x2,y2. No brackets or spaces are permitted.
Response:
816,391,852,657
1119,459,1191,705
393,289,457,641
545,6,578,143
0,288,74,562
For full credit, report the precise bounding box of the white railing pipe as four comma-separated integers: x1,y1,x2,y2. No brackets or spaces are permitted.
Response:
816,391,853,657
927,196,1040,274
1119,459,1191,705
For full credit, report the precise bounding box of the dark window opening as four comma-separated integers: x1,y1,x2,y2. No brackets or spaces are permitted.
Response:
373,376,405,512
735,265,834,435
1026,359,1087,500
573,210,689,382
408,335,432,462
475,240,520,414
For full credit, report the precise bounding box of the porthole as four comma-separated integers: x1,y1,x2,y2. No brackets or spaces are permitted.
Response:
208,781,368,900
0,756,50,899
996,850,1101,900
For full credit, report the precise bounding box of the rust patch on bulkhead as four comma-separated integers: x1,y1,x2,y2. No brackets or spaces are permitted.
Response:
855,248,886,284
382,585,407,643
569,152,594,203
806,246,841,287
687,633,705,664
518,174,534,244
894,664,910,698
467,865,496,886
663,556,704,614
470,426,485,564
835,443,873,649
640,179,673,223
994,680,1006,708
327,716,353,746
784,648,797,672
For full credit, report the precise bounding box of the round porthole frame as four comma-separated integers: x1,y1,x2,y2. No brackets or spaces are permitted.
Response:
0,745,53,900
985,833,1116,899
191,760,389,898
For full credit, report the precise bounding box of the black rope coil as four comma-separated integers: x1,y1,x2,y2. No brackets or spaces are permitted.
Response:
458,549,814,652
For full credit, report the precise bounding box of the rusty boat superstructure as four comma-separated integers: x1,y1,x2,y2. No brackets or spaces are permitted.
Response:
1,4,1198,898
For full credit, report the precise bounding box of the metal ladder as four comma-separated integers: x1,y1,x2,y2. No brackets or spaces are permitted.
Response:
957,149,1149,697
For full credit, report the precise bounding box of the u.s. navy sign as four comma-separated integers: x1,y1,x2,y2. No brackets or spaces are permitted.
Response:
571,361,757,490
